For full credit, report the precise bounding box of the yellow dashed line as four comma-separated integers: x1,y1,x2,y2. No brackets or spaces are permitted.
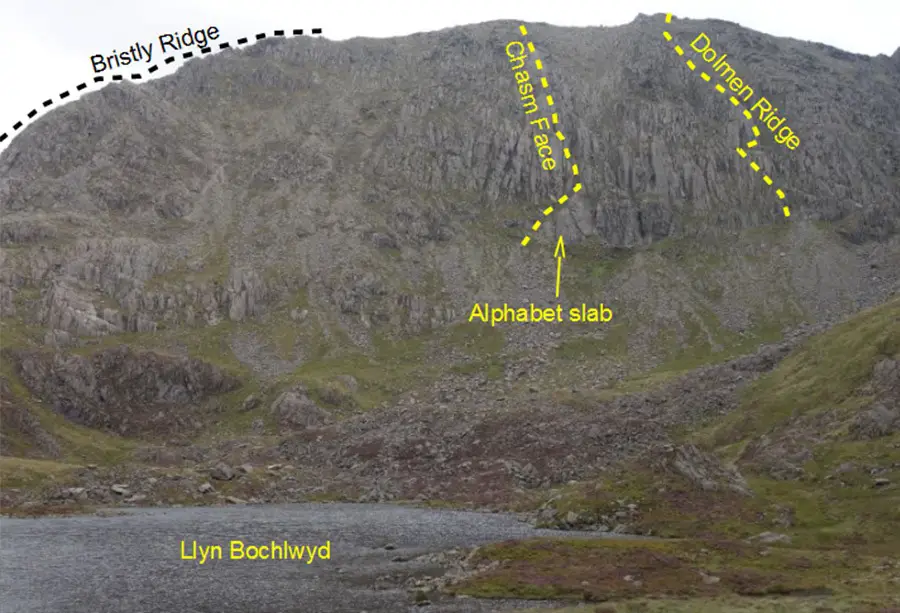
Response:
664,14,792,221
516,23,585,246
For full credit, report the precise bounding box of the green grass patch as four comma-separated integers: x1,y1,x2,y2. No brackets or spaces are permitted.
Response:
268,329,439,411
553,321,629,362
514,594,900,613
699,297,900,449
441,321,505,356
449,536,879,603
649,306,794,379
0,456,84,488
746,473,900,553
536,467,769,540
567,240,632,298
0,318,45,349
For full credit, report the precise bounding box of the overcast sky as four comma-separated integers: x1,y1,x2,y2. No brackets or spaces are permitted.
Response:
0,0,897,154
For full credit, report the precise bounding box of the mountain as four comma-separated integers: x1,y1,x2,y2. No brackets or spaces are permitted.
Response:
2,17,898,361
0,14,898,611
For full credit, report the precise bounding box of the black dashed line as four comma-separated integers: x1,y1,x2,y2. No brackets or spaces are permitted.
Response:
3,28,323,146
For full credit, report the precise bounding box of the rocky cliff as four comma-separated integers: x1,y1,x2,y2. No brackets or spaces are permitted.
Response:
2,17,898,361
0,15,898,460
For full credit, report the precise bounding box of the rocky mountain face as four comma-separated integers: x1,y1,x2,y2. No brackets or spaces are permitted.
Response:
1,15,898,363
0,15,898,506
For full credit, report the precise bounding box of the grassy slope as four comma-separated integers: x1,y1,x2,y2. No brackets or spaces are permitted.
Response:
449,297,900,611
451,537,897,611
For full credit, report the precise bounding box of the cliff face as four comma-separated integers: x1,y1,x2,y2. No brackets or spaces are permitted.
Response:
0,16,898,419
3,17,898,237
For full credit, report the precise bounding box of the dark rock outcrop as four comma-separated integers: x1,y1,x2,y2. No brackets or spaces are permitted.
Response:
5,346,240,436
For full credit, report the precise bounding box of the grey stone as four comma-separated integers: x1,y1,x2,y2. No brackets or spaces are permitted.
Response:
754,531,792,545
241,394,260,412
210,462,234,481
270,385,331,429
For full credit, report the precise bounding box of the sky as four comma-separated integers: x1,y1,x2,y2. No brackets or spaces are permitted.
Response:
0,0,897,154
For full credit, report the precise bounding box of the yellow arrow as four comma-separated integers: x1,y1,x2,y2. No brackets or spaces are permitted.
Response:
554,235,566,298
